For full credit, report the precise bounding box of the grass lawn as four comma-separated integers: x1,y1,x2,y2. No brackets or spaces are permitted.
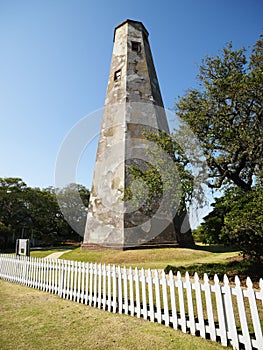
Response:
60,244,239,270
0,279,230,350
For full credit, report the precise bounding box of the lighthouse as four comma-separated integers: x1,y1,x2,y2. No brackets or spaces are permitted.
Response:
82,20,193,250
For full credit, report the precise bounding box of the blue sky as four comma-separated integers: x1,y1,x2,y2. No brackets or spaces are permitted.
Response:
1,0,262,192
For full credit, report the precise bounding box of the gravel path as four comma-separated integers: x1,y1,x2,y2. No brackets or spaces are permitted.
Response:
44,250,72,259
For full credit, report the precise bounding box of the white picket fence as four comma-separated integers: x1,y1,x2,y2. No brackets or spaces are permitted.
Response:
0,254,262,350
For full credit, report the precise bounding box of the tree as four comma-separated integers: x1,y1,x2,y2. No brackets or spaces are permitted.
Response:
174,34,263,258
221,186,263,261
0,177,90,249
175,34,263,191
194,196,229,245
56,183,90,237
124,130,196,246
0,178,29,248
198,186,263,261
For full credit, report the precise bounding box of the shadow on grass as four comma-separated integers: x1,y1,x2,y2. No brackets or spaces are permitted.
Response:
31,245,79,252
165,258,263,284
192,243,239,253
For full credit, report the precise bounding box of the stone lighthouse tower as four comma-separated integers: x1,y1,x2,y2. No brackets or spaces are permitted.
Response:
82,19,193,250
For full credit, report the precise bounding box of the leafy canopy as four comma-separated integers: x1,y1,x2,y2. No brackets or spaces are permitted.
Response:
175,34,263,191
197,186,263,261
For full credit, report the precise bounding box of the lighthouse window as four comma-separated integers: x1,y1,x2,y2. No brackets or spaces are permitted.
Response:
114,69,121,81
132,41,141,53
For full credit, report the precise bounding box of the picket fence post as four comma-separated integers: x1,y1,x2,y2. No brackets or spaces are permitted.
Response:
141,268,147,320
177,271,186,333
135,267,141,318
97,263,102,308
154,269,162,324
213,274,228,346
123,266,129,315
168,270,178,330
102,264,106,310
223,274,239,349
147,269,155,322
112,265,117,313
234,275,252,350
117,266,123,314
203,273,216,342
185,272,195,335
245,277,263,350
161,270,169,326
194,273,206,338
129,267,135,316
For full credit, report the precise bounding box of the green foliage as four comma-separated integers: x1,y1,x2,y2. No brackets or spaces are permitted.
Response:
175,34,263,191
174,34,263,260
124,130,199,216
0,178,90,249
198,186,263,260
220,186,263,261
124,129,196,246
56,183,90,236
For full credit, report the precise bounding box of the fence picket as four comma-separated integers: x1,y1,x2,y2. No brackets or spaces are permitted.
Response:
203,273,216,341
93,263,98,307
72,261,76,301
76,262,81,302
81,262,85,304
185,272,196,335
66,260,71,299
129,267,135,316
234,276,252,350
194,273,206,338
141,268,147,320
245,277,263,350
89,263,93,305
59,260,64,298
97,263,102,308
123,266,129,315
54,260,58,294
40,260,46,290
147,269,154,322
161,270,169,326
112,265,117,313
223,274,239,349
53,259,57,293
36,258,41,290
118,266,123,315
45,259,49,292
85,263,89,305
135,268,141,318
213,274,228,346
168,270,178,330
102,264,106,310
177,271,186,333
107,265,112,311
154,269,162,324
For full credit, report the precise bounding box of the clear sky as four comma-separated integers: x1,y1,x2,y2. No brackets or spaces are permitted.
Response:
1,0,262,191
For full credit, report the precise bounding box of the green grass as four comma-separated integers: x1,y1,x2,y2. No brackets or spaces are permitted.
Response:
0,279,229,350
61,244,239,270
